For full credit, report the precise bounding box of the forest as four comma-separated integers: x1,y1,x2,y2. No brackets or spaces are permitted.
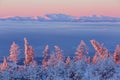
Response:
0,38,120,80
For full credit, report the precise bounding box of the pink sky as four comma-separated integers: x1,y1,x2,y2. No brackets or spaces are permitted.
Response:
0,0,120,18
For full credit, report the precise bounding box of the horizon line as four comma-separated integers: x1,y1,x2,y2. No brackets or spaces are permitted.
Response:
0,13,120,18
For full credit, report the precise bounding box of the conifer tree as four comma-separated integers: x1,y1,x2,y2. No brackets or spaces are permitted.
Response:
42,45,49,69
75,40,88,61
66,56,71,67
114,45,120,64
54,45,63,61
48,53,56,66
8,42,20,63
90,40,110,59
0,57,8,70
24,38,36,65
92,53,99,64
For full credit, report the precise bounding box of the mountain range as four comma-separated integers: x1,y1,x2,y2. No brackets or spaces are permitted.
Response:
0,14,120,22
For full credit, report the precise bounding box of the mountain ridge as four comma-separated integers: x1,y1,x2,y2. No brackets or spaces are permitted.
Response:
0,14,120,22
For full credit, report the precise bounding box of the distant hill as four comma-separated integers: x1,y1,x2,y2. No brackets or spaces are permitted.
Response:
0,14,120,22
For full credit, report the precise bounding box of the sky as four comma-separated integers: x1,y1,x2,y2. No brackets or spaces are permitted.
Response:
0,0,120,18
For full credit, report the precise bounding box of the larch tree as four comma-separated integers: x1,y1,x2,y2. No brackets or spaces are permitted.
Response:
8,42,20,63
114,45,120,64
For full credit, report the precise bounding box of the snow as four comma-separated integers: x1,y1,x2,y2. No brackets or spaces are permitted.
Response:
0,39,120,80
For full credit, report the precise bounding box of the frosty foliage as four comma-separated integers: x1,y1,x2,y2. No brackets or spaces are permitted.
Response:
54,45,63,61
90,40,110,59
0,57,8,71
24,38,37,66
8,42,20,63
42,45,49,69
114,45,120,64
0,39,120,80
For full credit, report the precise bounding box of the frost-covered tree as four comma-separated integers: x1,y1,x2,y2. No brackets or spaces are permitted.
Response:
92,52,99,64
42,45,49,69
74,59,88,80
43,45,49,60
48,53,57,66
54,45,63,61
66,56,71,67
90,40,110,59
46,58,66,80
24,38,36,66
8,42,20,63
0,57,8,71
114,45,120,64
75,40,89,62
84,58,117,80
